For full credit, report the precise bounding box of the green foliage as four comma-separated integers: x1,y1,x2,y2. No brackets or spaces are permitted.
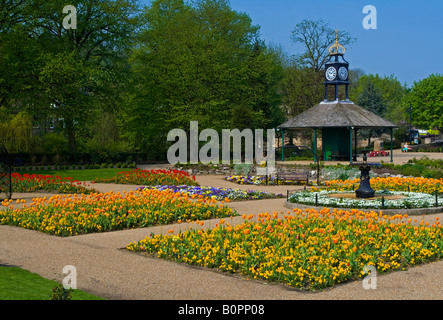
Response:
81,112,132,163
233,163,252,175
409,156,443,169
41,133,69,154
280,65,324,118
50,284,73,300
122,0,284,161
349,74,407,121
1,0,140,153
356,81,386,117
0,108,33,154
402,74,443,130
381,156,443,179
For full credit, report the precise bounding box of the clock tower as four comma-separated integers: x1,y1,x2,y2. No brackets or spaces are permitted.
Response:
324,30,350,102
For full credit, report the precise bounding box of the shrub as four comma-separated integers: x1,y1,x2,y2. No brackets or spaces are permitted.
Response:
50,284,73,300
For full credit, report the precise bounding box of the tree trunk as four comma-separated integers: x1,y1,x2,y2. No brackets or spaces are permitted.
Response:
65,119,77,153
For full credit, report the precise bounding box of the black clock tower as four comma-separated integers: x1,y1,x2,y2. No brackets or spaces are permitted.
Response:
324,31,350,102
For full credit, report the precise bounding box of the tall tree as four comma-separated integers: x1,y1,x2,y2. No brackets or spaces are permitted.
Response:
290,19,355,72
349,74,407,121
280,63,324,118
0,1,41,108
402,74,443,130
240,41,285,129
356,81,386,117
123,0,284,159
1,0,140,152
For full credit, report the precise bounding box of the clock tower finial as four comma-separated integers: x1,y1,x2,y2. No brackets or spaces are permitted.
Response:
328,30,346,56
324,30,350,102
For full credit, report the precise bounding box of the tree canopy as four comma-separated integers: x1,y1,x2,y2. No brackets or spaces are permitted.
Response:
403,74,443,130
349,74,407,120
121,0,285,158
0,0,140,153
1,2,439,162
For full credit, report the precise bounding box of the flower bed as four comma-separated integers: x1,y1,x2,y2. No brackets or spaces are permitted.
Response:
289,190,439,209
225,175,309,185
321,177,443,195
93,169,198,186
0,173,94,195
369,150,390,157
0,189,235,236
127,208,443,291
137,185,285,201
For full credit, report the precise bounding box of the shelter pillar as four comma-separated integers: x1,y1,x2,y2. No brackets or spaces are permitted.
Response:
281,129,285,161
349,127,353,165
390,128,394,163
313,128,317,162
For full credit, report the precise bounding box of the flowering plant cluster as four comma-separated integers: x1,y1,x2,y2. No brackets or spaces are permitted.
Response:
137,185,285,201
127,208,443,291
0,189,235,236
289,190,439,209
0,173,94,195
225,175,307,185
93,169,198,186
321,177,443,195
369,150,390,157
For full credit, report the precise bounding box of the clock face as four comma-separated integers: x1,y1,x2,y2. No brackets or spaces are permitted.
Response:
338,67,348,80
326,67,336,81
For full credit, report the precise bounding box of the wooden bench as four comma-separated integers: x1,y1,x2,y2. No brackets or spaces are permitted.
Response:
276,171,309,185
330,152,349,161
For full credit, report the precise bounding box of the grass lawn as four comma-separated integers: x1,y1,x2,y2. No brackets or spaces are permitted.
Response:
0,265,105,300
22,168,133,182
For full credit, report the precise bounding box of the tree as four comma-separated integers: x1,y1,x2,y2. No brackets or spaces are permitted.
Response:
143,0,261,129
403,74,443,130
356,81,386,117
2,0,140,153
0,107,33,200
123,0,284,160
0,107,33,154
240,41,285,129
290,19,356,72
38,51,99,152
280,64,324,118
348,68,365,91
349,74,406,121
0,1,42,108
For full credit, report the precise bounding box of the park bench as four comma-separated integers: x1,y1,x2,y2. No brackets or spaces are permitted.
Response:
276,171,309,185
330,152,350,161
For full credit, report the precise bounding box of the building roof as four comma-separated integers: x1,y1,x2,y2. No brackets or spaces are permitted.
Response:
277,101,398,129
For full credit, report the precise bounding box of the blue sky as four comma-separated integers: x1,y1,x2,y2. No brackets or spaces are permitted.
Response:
141,0,443,88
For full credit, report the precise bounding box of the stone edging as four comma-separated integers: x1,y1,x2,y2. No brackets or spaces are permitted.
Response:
284,200,443,216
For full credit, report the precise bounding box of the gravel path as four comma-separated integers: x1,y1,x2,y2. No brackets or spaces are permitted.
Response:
1,172,443,301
